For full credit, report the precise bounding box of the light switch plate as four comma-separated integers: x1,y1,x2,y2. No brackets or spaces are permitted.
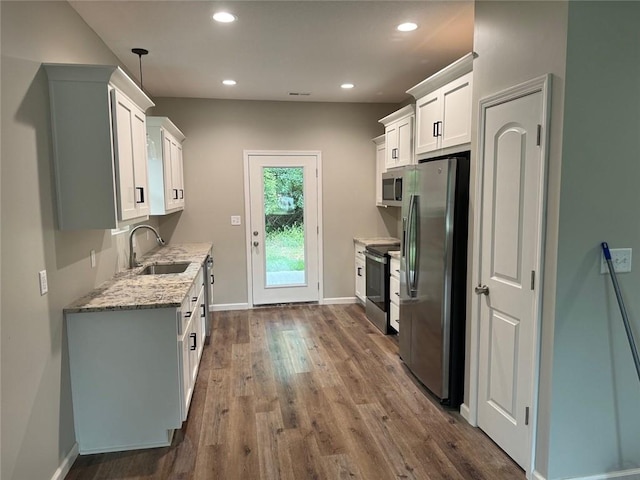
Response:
601,248,632,274
231,215,242,226
39,270,48,295
90,249,96,268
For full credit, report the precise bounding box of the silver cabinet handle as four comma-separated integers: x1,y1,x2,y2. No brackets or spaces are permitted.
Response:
475,284,489,296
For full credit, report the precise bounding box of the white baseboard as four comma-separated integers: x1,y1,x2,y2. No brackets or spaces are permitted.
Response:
572,467,640,480
321,297,357,305
532,467,640,480
211,303,249,311
51,442,79,480
459,403,471,423
212,299,357,310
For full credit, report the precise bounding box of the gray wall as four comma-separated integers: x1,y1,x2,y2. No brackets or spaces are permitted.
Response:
470,3,568,476
1,2,160,479
152,98,399,305
548,3,640,478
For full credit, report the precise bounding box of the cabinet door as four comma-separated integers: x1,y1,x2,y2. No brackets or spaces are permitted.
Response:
163,132,176,210
440,72,473,149
171,140,184,207
415,91,441,155
385,123,399,170
179,324,193,421
355,257,365,302
396,116,414,166
112,90,137,221
112,89,149,221
131,105,150,217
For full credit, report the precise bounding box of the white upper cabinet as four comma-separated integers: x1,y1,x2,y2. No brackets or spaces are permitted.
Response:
44,64,154,230
407,53,474,158
147,117,186,215
379,105,414,169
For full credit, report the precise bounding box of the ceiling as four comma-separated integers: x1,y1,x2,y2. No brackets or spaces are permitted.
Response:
69,1,474,104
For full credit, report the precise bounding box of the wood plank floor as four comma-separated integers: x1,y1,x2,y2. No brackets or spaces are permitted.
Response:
66,304,524,480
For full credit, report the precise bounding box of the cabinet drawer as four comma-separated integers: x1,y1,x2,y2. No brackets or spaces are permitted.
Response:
390,257,400,278
390,275,400,304
354,242,366,262
390,302,400,332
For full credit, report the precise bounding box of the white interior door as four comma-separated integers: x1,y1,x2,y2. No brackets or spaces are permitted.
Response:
477,89,545,470
247,153,320,305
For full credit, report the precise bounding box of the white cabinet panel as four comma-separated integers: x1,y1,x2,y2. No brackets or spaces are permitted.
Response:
354,242,366,304
44,64,154,229
374,135,386,206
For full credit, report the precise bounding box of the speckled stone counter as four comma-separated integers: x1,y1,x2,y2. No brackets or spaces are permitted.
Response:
353,236,400,246
64,243,212,313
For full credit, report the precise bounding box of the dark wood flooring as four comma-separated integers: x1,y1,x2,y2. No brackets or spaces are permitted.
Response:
66,304,524,479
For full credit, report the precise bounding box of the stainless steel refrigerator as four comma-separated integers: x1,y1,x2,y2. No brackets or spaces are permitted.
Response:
399,153,469,407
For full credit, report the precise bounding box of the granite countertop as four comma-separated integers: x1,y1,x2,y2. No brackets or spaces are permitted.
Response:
64,243,212,314
353,236,401,246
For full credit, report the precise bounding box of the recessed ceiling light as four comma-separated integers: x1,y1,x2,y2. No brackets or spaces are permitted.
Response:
213,11,237,23
341,83,355,89
222,79,237,86
397,22,418,32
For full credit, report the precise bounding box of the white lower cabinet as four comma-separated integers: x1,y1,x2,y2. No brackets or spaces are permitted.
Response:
355,242,366,304
389,257,400,332
66,272,206,454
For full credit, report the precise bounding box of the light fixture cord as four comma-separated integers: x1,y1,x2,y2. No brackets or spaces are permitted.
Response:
138,54,144,92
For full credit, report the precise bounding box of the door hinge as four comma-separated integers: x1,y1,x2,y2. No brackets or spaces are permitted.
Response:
525,406,530,426
530,270,535,290
318,282,320,290
536,125,542,146
317,226,319,234
316,168,318,178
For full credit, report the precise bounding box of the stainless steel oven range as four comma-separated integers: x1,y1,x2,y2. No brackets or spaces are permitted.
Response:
363,243,400,334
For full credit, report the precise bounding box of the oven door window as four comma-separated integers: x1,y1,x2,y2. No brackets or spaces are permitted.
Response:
366,255,386,312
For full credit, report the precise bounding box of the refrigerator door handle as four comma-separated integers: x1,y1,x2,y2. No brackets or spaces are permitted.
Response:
404,195,414,296
405,194,419,297
410,194,420,295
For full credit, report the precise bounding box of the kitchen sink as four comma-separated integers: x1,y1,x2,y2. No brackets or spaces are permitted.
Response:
139,262,191,275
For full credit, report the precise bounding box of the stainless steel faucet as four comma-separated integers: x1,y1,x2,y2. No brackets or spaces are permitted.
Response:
129,224,166,268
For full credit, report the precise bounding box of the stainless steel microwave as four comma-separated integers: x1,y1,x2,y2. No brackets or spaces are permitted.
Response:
381,170,403,207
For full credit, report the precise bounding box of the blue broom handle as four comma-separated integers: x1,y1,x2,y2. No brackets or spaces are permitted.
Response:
601,242,640,383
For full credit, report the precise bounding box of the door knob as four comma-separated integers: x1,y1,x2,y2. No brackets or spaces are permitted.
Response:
475,284,489,296
253,241,259,247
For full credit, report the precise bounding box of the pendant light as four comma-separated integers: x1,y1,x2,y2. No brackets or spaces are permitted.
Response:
131,48,157,160
131,47,149,92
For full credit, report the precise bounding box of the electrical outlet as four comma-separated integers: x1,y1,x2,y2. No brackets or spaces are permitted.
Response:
231,215,242,226
39,270,48,295
601,248,632,274
90,249,96,268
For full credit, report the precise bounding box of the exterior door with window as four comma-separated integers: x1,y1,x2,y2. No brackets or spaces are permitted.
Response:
247,153,320,305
